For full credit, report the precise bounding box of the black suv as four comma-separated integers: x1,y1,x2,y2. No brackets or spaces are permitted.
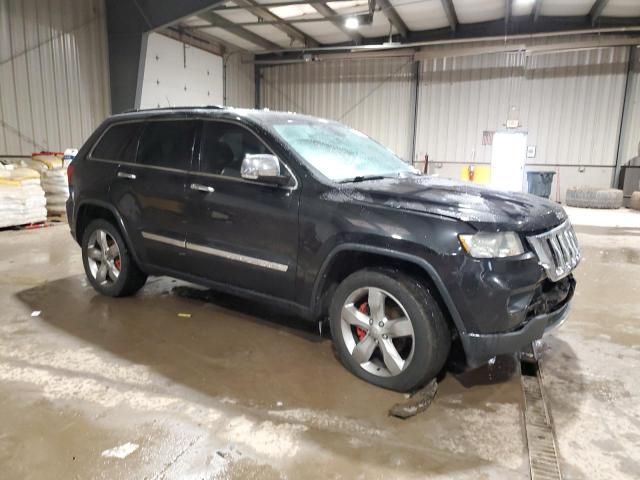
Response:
67,107,579,392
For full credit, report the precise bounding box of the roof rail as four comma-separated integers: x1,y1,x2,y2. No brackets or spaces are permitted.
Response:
121,105,226,114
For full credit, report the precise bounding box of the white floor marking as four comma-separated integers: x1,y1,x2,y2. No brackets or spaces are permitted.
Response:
101,442,139,459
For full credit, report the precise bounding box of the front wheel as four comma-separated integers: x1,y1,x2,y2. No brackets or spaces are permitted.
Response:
81,219,147,297
329,268,450,392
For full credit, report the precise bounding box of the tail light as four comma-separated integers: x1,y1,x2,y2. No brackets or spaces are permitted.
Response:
67,162,74,184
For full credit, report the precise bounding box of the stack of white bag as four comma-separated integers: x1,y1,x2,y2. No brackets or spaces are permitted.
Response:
27,151,72,215
0,164,47,228
41,168,69,214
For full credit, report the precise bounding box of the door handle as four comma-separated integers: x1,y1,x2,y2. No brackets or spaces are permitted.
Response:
117,172,136,180
190,183,214,193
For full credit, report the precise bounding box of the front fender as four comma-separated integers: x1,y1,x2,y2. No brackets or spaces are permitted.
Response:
310,243,467,337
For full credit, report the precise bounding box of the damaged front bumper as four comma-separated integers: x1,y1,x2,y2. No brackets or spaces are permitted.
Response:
460,276,575,368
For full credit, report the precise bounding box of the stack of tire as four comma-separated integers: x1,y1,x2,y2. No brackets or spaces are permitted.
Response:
630,192,640,211
565,187,624,209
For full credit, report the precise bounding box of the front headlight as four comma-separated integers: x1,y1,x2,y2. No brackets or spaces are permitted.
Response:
458,232,525,258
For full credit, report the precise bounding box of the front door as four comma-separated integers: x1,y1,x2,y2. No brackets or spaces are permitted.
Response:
184,120,300,300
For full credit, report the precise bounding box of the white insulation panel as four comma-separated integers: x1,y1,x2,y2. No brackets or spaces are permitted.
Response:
140,33,224,109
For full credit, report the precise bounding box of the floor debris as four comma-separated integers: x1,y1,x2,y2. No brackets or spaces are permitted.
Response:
388,379,438,419
177,313,192,318
101,442,139,459
30,310,41,317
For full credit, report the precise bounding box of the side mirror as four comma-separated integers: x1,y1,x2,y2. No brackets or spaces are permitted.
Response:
241,154,289,186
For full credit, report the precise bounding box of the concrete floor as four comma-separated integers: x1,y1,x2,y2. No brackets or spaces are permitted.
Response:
0,218,638,479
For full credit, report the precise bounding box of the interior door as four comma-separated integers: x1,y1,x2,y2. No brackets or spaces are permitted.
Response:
184,120,300,300
490,131,527,192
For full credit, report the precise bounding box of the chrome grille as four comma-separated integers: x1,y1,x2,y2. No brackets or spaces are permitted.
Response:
527,221,581,281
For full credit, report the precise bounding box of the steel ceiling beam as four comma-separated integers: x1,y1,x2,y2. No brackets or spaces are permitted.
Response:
214,0,363,11
165,23,252,56
376,0,409,39
231,0,320,47
255,17,640,57
186,16,366,26
533,0,544,22
440,0,458,32
589,0,611,26
505,0,512,30
197,10,282,50
312,3,363,43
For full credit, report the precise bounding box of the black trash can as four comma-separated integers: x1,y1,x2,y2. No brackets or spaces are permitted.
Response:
526,171,555,199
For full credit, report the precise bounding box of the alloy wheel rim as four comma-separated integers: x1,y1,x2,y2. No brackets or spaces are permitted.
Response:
340,287,415,377
86,229,121,286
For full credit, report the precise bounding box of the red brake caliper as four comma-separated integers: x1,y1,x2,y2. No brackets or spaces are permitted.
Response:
355,302,368,341
114,257,121,271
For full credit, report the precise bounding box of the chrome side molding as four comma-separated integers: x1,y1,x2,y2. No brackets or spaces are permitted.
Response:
186,242,288,272
141,231,185,248
141,231,288,272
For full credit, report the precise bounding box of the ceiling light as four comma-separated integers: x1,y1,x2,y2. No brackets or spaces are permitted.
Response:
345,17,359,30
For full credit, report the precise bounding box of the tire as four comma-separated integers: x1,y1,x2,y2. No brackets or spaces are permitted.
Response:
81,219,147,297
329,268,450,392
630,191,640,211
565,187,623,209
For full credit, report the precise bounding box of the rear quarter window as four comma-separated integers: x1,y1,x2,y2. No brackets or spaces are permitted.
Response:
91,122,143,163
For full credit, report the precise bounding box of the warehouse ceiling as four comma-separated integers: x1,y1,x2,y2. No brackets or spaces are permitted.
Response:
169,0,640,54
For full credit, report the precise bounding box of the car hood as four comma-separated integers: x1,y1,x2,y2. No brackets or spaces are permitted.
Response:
340,175,568,232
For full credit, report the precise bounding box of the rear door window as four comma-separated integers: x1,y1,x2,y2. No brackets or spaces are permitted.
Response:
137,120,198,171
92,122,143,163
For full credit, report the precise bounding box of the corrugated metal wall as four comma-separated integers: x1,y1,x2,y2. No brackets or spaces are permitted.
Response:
618,46,640,167
259,58,416,161
415,51,525,166
415,44,631,201
415,46,629,168
224,52,255,108
0,0,109,156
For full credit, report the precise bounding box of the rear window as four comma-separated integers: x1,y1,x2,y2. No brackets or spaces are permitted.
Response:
91,123,143,162
137,120,198,170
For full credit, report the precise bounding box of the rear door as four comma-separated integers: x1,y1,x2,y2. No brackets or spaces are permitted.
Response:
183,120,300,300
86,121,142,199
110,119,198,270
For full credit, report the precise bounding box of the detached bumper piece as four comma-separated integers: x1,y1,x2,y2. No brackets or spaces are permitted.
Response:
461,276,575,368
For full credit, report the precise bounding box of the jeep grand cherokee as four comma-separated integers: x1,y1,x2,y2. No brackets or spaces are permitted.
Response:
66,107,579,392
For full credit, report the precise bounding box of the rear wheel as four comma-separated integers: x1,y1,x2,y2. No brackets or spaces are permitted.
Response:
82,219,147,297
329,268,450,392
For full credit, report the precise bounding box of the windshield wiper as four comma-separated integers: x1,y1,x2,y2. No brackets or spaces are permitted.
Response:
338,174,390,184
